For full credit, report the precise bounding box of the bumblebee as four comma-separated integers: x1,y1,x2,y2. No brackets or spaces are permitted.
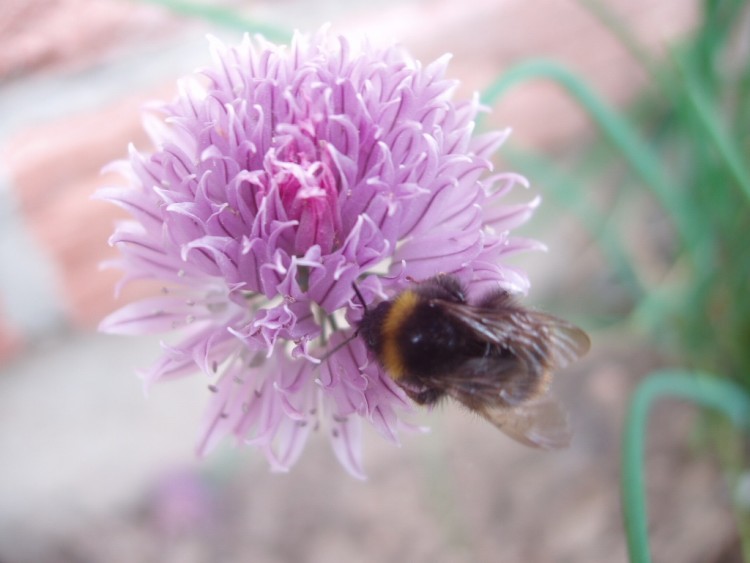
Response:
356,274,590,449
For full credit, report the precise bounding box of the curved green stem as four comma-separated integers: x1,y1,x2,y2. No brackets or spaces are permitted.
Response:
480,60,694,253
621,370,750,563
503,147,646,301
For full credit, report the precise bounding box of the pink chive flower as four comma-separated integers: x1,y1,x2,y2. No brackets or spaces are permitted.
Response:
98,29,542,479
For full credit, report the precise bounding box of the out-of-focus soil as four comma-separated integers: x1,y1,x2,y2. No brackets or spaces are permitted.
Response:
0,334,739,562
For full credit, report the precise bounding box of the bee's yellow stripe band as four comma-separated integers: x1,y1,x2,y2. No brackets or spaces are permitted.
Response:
381,289,418,380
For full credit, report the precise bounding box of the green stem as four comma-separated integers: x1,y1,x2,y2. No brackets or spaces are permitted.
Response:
480,60,694,254
621,370,750,563
503,147,646,301
675,54,750,203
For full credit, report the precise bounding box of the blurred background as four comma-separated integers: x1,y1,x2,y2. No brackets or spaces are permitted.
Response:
1,0,748,561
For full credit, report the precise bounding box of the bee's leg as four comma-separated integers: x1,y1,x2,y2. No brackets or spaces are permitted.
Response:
397,378,444,406
475,289,515,309
482,342,493,357
430,274,466,302
410,388,443,406
408,274,467,303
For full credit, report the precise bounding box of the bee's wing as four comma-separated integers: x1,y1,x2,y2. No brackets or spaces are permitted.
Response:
419,296,583,449
477,396,571,450
440,300,590,376
432,355,541,407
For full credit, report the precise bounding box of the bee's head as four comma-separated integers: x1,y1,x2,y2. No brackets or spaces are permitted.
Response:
351,282,394,353
355,301,391,353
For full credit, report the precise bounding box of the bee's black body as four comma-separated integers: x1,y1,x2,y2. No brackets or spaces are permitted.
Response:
356,274,590,449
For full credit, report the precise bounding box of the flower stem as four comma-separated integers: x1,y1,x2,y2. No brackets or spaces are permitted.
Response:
621,370,750,563
479,60,695,257
675,53,750,204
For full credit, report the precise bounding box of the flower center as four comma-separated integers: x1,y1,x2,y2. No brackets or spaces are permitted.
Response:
271,126,342,256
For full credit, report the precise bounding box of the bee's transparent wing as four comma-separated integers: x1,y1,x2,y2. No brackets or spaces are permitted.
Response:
476,396,571,450
420,293,585,448
441,300,591,378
